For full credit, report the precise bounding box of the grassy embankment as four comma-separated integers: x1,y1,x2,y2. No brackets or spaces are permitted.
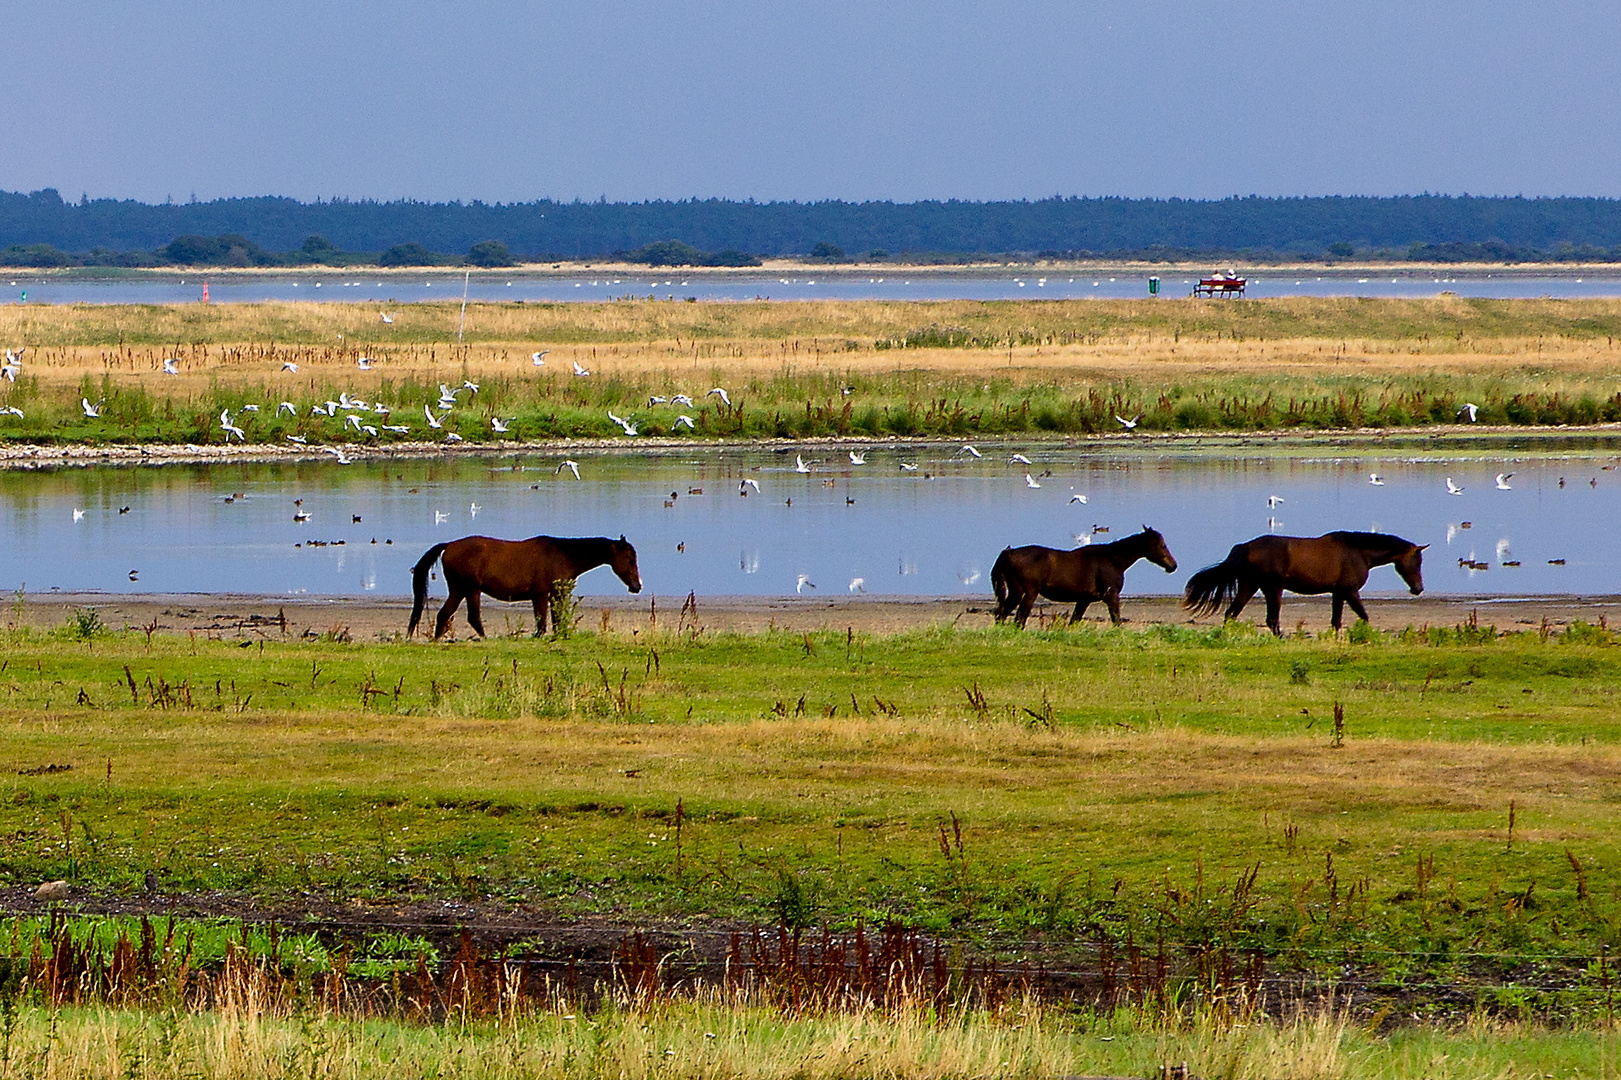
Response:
3,297,1621,443
1,613,1619,998
0,612,1617,1073
0,1000,1615,1080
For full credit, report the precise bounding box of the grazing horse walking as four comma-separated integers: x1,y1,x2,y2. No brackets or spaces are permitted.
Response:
1183,531,1425,636
992,526,1178,627
409,534,642,639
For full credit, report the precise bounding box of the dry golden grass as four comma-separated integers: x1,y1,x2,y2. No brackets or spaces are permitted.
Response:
4,297,1621,392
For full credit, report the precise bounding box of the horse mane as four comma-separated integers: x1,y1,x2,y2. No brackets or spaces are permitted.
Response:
1325,530,1413,555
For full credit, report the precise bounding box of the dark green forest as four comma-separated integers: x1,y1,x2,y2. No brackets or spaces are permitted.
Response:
6,188,1621,266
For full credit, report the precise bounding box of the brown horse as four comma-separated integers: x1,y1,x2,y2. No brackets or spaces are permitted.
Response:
992,526,1178,627
1183,531,1425,635
409,534,642,639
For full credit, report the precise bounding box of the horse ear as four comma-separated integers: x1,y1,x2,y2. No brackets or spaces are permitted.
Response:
619,534,628,545
1416,543,1430,551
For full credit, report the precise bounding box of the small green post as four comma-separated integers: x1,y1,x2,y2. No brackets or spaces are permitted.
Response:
1148,276,1160,296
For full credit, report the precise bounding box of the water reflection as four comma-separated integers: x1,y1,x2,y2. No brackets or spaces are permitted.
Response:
4,440,1618,599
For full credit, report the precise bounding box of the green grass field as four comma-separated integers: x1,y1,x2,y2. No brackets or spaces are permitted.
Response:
2,616,1618,1018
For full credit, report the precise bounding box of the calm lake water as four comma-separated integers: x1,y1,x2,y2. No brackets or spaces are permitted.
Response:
6,271,1621,305
8,439,1619,601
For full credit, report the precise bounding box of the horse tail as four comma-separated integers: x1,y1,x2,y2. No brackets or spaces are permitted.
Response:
1183,547,1245,617
990,547,1014,620
408,542,449,637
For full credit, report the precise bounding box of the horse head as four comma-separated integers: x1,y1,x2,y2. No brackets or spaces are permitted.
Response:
611,535,643,593
1142,525,1178,573
1395,542,1427,595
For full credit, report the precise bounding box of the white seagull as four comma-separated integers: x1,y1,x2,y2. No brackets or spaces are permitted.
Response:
1115,414,1140,429
707,387,731,406
281,362,299,373
848,577,865,593
796,574,816,594
1024,473,1041,489
1009,453,1031,464
286,435,307,445
72,508,86,522
671,394,694,407
345,414,363,431
648,395,668,407
322,446,351,465
959,444,981,458
220,411,246,441
434,510,449,524
849,450,865,465
424,406,445,430
1267,494,1285,508
444,432,463,443
0,406,22,419
277,402,297,416
740,477,761,493
491,417,511,434
1369,473,1385,485
900,463,918,471
572,360,591,377
463,379,479,394
1069,493,1088,504
531,351,549,366
674,414,695,429
1458,403,1479,422
607,410,638,436
162,358,180,375
380,312,394,324
557,459,581,480
382,424,409,433
81,398,103,418
794,455,812,473
356,357,372,371
1495,473,1514,490
1446,477,1465,496
469,502,480,518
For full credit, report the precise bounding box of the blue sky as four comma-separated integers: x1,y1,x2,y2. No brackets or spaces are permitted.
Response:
4,0,1617,203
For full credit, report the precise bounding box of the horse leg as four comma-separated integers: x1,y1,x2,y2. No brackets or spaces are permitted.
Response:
1331,593,1345,631
465,591,487,638
1070,600,1090,625
433,591,463,640
1264,588,1284,636
1224,582,1258,622
531,593,550,635
1104,591,1123,625
1014,590,1036,628
1345,590,1371,625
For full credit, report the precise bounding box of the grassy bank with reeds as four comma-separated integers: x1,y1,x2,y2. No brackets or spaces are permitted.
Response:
0,996,1613,1080
3,298,1621,443
0,615,1618,1019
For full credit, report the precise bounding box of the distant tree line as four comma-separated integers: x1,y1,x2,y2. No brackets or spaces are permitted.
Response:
7,188,1621,266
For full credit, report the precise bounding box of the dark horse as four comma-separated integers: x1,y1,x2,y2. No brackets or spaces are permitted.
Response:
992,526,1178,627
409,534,642,639
1183,531,1426,635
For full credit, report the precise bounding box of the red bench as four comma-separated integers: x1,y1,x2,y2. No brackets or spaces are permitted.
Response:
1193,276,1246,297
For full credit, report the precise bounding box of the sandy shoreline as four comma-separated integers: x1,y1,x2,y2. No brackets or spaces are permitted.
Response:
18,591,1620,640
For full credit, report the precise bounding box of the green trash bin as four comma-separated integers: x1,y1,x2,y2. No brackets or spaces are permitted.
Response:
1148,276,1160,296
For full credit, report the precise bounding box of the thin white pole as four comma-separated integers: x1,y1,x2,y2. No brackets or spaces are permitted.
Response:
457,268,470,342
